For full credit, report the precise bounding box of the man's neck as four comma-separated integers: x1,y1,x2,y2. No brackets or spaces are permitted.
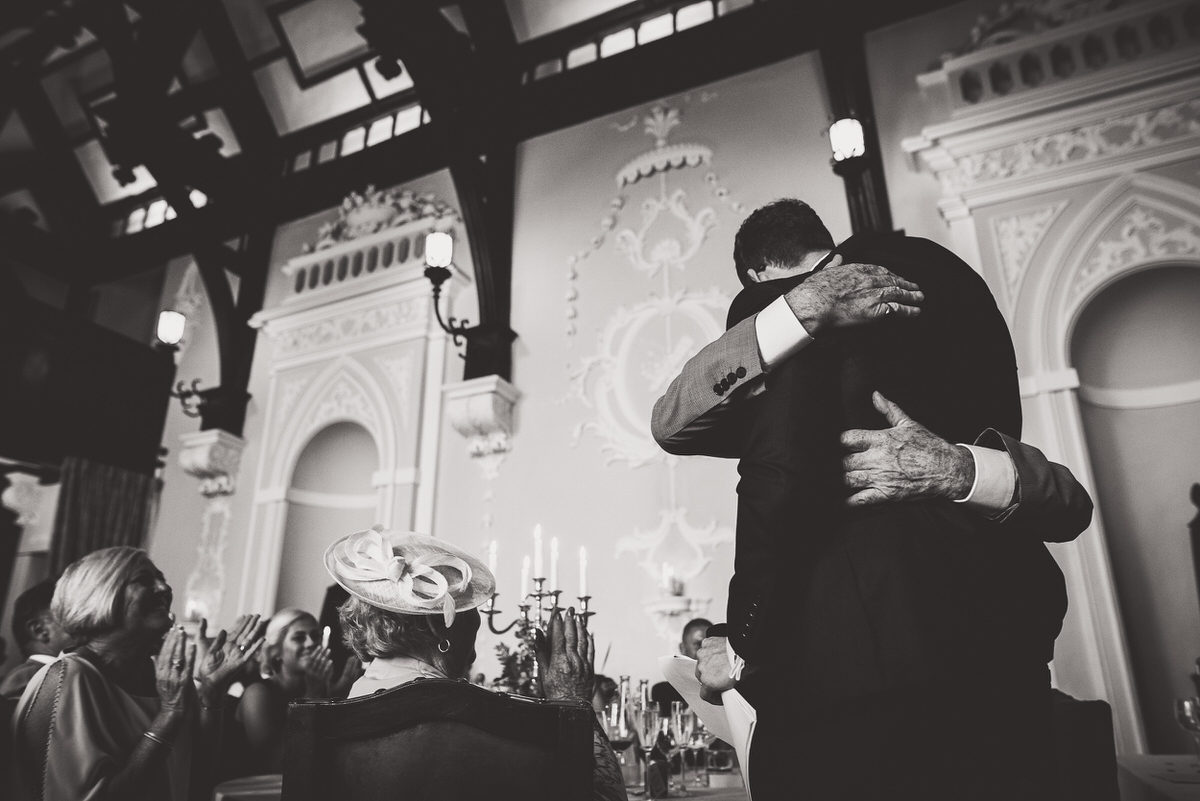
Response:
796,248,832,275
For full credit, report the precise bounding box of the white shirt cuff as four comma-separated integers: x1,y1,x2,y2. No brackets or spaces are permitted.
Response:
725,638,745,682
953,444,1017,513
755,294,814,370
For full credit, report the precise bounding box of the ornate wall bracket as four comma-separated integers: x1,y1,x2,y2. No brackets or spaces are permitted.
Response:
179,429,248,497
443,375,521,480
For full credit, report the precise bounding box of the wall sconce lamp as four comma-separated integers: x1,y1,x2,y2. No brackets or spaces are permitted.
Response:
156,310,186,350
424,231,473,347
828,116,866,163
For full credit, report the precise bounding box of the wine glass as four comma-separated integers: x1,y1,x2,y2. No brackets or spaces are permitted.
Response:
671,703,695,795
689,716,717,787
1175,697,1200,760
632,695,663,799
602,699,636,774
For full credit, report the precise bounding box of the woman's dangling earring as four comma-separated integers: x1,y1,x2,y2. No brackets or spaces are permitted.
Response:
438,638,451,654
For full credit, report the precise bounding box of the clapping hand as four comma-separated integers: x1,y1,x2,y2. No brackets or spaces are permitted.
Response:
534,608,595,703
785,255,923,336
840,392,974,506
303,646,336,697
195,614,266,709
155,626,197,714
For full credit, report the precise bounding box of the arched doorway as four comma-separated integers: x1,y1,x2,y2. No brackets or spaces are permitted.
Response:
276,421,379,616
1071,265,1200,753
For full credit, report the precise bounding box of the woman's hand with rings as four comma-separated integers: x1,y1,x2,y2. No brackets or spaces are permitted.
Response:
195,613,266,708
155,626,196,715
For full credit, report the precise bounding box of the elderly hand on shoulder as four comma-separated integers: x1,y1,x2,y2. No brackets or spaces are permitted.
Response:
534,608,595,702
785,255,923,336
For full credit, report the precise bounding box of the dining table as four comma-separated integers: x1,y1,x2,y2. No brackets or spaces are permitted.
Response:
212,773,750,801
1119,755,1200,801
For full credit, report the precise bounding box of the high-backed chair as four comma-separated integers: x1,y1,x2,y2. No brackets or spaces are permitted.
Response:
281,678,594,801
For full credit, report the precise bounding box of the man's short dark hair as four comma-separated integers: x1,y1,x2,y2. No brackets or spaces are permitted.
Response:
682,617,713,639
733,198,835,287
12,578,56,649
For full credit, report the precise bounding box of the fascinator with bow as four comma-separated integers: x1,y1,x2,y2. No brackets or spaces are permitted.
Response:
324,526,495,627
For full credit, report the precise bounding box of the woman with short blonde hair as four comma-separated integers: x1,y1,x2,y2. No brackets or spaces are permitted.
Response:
11,546,265,801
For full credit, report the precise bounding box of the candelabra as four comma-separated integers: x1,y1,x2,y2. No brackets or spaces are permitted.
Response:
482,577,594,640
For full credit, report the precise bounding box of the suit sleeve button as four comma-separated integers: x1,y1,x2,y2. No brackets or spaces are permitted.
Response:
714,384,725,395
720,378,729,390
727,372,737,383
736,366,747,378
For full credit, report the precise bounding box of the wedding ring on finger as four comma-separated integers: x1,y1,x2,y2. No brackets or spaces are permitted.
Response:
171,660,183,669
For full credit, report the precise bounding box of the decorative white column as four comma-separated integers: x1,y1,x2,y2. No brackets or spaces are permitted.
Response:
178,429,247,624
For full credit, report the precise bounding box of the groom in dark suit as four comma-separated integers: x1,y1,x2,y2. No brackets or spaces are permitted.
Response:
652,199,1093,800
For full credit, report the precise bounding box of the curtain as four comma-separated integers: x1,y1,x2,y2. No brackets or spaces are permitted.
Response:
49,457,161,576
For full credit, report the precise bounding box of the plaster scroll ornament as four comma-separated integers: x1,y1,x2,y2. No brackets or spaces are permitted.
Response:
183,494,231,624
266,297,428,356
566,100,738,589
1072,206,1200,300
302,185,461,254
444,376,520,528
277,375,312,426
940,99,1200,193
307,375,382,442
179,429,247,498
992,201,1068,308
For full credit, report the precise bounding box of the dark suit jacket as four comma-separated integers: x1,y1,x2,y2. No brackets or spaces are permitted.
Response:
726,231,1067,710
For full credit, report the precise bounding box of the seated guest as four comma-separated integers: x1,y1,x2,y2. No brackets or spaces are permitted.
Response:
1,579,69,699
592,673,618,716
10,546,264,801
232,607,362,775
651,617,710,713
329,526,627,801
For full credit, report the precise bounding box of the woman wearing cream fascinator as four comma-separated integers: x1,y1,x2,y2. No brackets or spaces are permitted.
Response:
326,525,628,800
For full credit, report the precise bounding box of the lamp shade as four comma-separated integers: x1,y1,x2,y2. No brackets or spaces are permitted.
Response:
156,310,186,346
829,117,866,162
425,231,453,268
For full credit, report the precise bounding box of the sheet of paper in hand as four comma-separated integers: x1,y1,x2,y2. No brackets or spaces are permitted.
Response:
659,654,757,795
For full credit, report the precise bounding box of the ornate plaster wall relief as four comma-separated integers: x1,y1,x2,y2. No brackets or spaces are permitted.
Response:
263,296,429,358
276,374,312,427
307,374,383,443
941,98,1200,194
178,429,247,624
376,353,417,433
565,101,737,640
1071,204,1200,302
992,200,1069,308
444,376,521,533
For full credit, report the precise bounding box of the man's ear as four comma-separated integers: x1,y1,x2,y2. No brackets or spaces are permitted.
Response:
26,616,50,644
744,268,764,284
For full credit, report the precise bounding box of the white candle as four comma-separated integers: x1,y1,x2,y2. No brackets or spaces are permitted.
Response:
488,540,498,574
533,524,544,578
321,626,331,649
550,537,559,590
521,555,531,598
579,546,588,597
